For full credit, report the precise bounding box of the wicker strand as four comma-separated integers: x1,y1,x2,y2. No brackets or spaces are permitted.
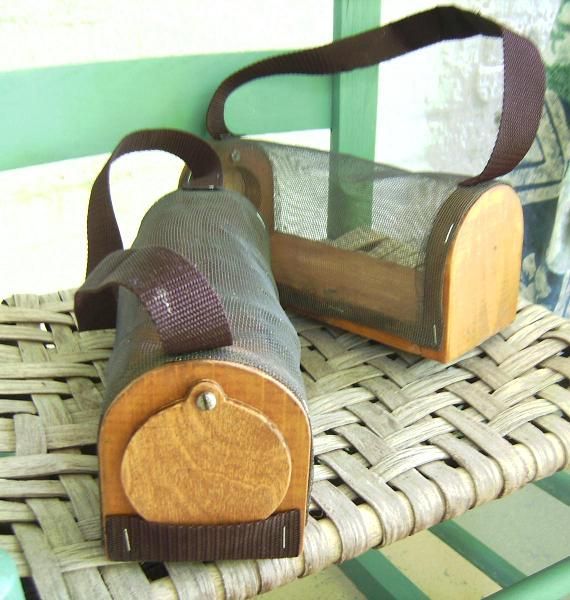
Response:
0,291,569,598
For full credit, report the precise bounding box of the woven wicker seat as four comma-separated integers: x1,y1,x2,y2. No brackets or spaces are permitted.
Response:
1,291,569,599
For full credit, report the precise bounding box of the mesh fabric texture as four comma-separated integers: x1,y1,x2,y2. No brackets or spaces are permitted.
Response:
257,141,498,348
103,189,306,413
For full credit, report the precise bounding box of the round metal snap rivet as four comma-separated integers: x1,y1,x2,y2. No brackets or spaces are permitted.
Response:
230,149,241,163
196,391,217,411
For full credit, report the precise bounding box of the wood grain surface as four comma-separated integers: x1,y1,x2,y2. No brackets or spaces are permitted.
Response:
218,143,522,362
325,186,522,361
442,184,523,361
100,360,311,539
215,140,275,230
121,379,292,525
271,232,419,323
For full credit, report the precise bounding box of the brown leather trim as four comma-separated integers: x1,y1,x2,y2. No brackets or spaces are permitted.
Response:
105,509,301,561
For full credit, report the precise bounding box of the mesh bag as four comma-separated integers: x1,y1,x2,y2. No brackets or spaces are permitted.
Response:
95,188,305,411
75,129,311,562
206,6,545,361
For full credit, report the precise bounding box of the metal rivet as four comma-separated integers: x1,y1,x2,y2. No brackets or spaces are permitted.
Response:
230,149,241,163
123,528,131,552
196,391,217,411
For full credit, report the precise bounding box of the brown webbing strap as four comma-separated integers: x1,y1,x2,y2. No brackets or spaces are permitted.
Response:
78,129,231,353
105,509,301,561
87,128,223,274
75,247,232,354
206,5,545,186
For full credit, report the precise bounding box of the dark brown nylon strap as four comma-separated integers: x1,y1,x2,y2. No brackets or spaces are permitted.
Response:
462,28,544,186
206,5,545,186
105,510,301,561
75,247,232,354
87,128,223,274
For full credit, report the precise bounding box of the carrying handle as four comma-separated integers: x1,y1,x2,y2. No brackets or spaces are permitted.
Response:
206,6,545,186
87,128,223,274
77,129,232,354
75,247,232,354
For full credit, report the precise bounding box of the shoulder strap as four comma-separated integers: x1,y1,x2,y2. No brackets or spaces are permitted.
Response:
87,128,223,274
75,247,232,354
76,129,232,354
206,6,545,186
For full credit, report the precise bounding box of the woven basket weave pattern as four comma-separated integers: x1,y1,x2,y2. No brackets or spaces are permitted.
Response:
1,291,569,598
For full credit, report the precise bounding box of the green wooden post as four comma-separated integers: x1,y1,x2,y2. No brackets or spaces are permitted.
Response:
534,470,570,506
331,0,380,160
327,0,381,239
485,557,570,600
430,521,526,588
0,550,24,600
340,550,429,599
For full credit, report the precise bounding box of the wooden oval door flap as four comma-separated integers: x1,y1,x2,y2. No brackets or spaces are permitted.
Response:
120,379,292,525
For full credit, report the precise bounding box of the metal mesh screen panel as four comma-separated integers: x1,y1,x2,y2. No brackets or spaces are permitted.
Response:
257,142,491,348
263,141,462,266
103,189,306,412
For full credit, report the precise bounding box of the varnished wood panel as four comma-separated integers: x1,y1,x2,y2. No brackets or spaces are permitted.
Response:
215,139,275,230
324,186,522,362
100,360,311,541
121,379,292,525
271,232,419,323
442,184,522,361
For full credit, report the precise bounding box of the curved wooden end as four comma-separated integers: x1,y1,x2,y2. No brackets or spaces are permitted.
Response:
99,361,310,535
271,184,523,364
120,380,292,525
442,184,523,361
